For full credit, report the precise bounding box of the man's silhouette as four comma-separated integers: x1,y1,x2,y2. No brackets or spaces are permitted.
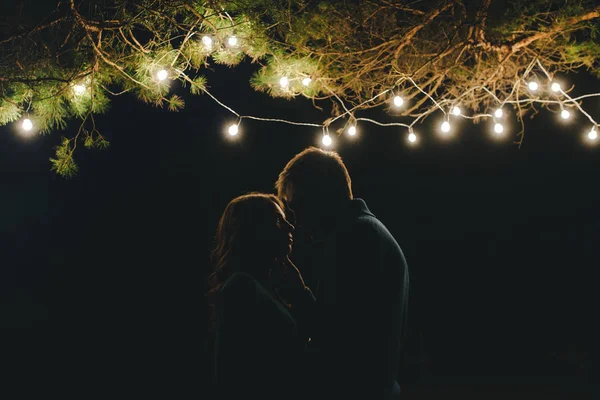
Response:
276,147,409,399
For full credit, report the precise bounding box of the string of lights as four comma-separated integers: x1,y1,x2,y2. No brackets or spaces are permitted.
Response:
14,34,599,147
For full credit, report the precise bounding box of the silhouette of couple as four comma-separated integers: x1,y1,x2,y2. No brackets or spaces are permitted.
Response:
209,147,409,400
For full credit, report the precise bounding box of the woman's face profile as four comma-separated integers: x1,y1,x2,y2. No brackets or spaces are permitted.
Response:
264,201,294,258
223,195,295,262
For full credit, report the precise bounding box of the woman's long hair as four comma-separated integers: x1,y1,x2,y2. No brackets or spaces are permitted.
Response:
208,192,284,292
206,193,285,347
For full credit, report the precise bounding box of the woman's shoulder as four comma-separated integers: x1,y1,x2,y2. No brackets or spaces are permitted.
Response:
221,271,258,294
221,272,279,305
219,272,277,309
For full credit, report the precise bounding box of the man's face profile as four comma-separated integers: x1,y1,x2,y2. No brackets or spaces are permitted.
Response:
282,185,298,226
283,184,322,234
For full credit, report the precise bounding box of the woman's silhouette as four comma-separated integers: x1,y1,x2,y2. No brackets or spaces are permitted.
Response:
208,193,315,400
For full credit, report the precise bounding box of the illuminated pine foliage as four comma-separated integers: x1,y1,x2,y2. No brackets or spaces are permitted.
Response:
1,1,599,175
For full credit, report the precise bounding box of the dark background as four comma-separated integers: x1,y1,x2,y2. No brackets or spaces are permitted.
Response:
2,31,600,400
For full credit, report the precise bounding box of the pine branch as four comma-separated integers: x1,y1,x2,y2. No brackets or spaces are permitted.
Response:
487,6,600,55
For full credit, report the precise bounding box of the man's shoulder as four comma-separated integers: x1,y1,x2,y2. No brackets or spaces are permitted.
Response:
346,212,392,238
344,199,388,230
337,211,406,257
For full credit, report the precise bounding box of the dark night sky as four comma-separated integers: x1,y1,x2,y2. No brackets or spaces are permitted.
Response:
2,58,600,396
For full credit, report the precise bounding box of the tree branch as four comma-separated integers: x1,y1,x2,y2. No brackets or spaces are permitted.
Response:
509,6,600,53
0,74,67,83
474,0,492,43
393,2,454,61
0,16,68,46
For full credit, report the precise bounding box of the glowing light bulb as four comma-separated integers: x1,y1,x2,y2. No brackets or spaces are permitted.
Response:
494,108,503,118
494,123,504,134
156,69,168,81
441,121,451,133
73,84,86,95
202,35,213,48
393,96,404,107
528,81,539,91
408,132,417,143
228,124,239,136
451,106,461,116
347,125,356,136
227,36,238,47
22,118,33,131
302,77,312,87
322,134,332,146
551,82,561,92
280,76,289,88
560,109,571,120
589,128,598,141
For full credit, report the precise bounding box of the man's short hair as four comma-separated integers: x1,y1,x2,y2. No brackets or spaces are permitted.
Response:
275,146,353,202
